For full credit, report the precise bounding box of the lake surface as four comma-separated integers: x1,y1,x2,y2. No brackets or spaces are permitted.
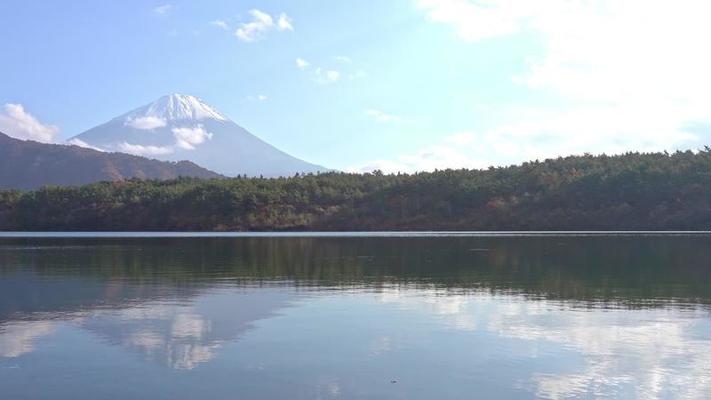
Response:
1,234,711,399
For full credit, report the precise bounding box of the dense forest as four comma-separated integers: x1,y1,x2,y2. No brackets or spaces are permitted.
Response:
2,149,711,231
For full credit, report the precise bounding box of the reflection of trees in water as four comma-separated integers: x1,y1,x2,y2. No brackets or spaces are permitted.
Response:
2,236,711,396
1,235,710,361
2,236,711,306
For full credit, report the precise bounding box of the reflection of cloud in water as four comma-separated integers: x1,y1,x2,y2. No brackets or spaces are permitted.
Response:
489,301,711,400
0,321,56,358
89,308,222,370
80,287,295,369
368,335,392,356
378,288,477,331
376,287,711,399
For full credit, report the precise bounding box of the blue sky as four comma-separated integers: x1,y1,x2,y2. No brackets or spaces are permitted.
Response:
1,0,710,172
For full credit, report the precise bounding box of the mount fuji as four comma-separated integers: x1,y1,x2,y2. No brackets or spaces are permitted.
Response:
69,94,328,177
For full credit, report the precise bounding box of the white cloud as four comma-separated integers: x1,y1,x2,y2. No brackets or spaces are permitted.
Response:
277,13,293,31
235,9,293,42
235,10,273,41
365,109,401,123
172,125,213,150
117,142,174,156
417,0,526,41
246,95,268,102
350,144,484,174
350,159,412,174
407,0,711,167
84,123,214,157
153,4,172,15
210,20,229,30
295,58,310,69
125,116,167,130
349,110,702,173
67,138,105,152
0,103,59,143
314,68,341,84
297,58,364,85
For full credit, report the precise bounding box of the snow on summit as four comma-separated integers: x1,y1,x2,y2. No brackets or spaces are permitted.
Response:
123,94,227,125
69,93,328,177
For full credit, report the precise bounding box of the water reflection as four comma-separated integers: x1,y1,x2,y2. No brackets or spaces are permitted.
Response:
0,320,56,358
379,289,711,399
80,288,294,369
1,236,711,399
0,273,295,370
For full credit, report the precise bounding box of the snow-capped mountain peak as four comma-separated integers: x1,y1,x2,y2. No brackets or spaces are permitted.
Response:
70,93,329,177
123,93,227,123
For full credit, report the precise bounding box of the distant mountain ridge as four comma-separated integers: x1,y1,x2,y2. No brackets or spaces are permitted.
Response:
69,93,329,177
0,131,221,190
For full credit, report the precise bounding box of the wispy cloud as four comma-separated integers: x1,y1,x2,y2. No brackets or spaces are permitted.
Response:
416,0,523,41
350,107,704,173
235,9,293,42
67,138,105,152
125,116,167,130
246,94,268,102
153,4,172,15
117,142,174,156
296,56,365,85
349,142,484,174
314,68,341,84
365,109,400,123
415,0,711,163
0,103,59,143
295,58,310,69
277,13,293,31
115,124,214,156
209,20,229,30
172,125,213,150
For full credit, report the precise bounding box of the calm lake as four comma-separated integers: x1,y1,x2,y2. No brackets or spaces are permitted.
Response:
1,233,710,399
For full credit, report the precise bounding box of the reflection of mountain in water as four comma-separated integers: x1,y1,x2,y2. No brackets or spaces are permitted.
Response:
0,267,295,368
81,288,294,369
3,236,711,398
2,236,711,369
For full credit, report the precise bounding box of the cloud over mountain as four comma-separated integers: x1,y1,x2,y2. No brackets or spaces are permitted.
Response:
69,93,328,177
0,103,59,143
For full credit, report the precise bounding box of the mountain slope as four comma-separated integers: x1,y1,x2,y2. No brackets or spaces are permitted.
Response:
0,132,221,190
69,94,329,177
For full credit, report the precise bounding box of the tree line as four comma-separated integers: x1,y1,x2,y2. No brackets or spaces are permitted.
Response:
2,149,711,231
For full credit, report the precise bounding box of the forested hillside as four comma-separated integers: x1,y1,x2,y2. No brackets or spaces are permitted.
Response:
2,149,711,231
0,132,221,189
